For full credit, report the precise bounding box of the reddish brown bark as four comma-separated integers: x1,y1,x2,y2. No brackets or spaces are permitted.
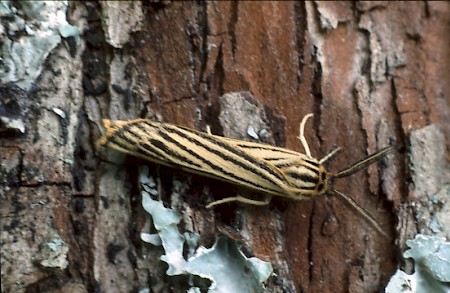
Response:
1,2,449,292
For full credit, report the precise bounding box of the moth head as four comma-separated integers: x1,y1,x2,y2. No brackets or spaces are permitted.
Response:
317,165,331,195
282,161,331,197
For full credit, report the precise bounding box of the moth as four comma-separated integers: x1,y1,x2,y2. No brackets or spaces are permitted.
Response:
98,114,395,236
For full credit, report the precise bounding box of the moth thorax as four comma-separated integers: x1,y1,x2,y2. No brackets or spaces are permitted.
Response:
281,160,329,195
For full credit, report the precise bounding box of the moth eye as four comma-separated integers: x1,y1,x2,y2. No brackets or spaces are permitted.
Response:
321,172,326,180
317,183,324,192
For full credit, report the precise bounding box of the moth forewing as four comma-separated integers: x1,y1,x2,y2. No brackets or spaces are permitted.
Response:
98,119,303,198
213,135,309,169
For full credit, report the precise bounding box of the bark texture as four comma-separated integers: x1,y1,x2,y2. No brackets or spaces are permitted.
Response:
1,2,449,293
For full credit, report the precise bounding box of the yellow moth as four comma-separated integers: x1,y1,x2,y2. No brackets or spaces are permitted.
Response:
98,114,395,236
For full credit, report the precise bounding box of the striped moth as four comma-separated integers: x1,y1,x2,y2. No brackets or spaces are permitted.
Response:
98,114,395,236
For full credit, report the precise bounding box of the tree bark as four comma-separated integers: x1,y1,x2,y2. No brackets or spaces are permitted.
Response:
1,1,449,293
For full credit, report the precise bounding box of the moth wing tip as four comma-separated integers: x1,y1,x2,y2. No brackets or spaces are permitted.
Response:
102,119,113,128
97,119,116,147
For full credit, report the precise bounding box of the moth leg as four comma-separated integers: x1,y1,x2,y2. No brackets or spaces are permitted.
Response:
319,147,341,164
206,125,212,135
297,113,313,158
206,194,272,208
236,194,272,206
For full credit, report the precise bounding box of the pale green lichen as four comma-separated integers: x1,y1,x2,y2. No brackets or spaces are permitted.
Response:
141,192,186,276
139,166,273,292
184,237,273,293
386,234,450,293
0,1,80,90
34,231,69,269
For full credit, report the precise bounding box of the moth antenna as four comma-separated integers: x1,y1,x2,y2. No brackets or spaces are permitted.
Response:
333,145,397,179
332,189,387,237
